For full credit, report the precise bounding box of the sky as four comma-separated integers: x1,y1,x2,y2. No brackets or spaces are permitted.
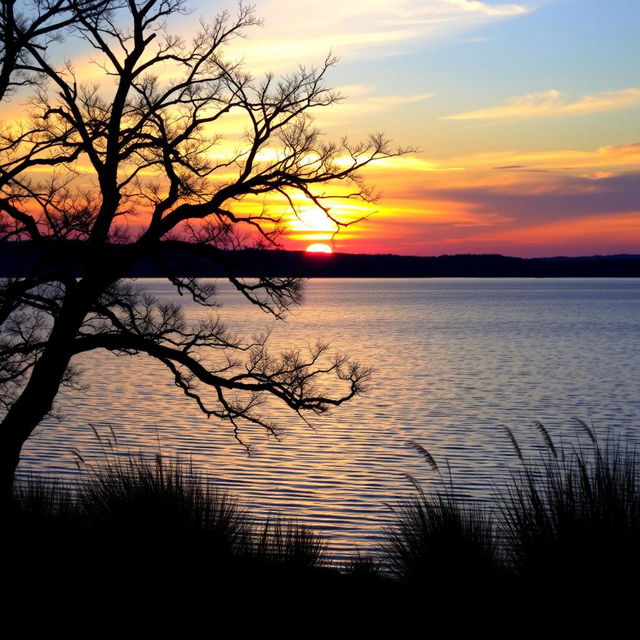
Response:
222,0,640,257
7,0,640,257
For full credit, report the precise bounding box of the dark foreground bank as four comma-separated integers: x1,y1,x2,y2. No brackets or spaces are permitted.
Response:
5,422,640,623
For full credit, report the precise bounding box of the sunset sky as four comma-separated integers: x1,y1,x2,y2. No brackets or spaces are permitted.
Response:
226,0,640,257
6,0,639,257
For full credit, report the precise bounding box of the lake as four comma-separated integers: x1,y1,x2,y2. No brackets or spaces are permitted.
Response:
18,278,640,558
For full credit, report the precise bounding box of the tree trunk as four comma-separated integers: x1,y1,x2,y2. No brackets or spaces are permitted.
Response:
0,306,83,501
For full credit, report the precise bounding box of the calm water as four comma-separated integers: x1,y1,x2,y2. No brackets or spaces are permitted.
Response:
19,278,640,558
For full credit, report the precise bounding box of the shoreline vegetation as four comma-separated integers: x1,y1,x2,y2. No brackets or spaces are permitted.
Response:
6,422,640,619
2,240,640,278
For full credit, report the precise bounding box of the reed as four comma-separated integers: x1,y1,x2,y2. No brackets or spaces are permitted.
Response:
7,420,640,610
9,474,78,564
499,422,640,590
344,552,383,579
249,517,327,568
12,473,74,521
380,423,640,599
381,444,499,588
77,451,250,561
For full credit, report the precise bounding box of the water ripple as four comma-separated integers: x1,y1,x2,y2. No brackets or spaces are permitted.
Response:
15,278,640,559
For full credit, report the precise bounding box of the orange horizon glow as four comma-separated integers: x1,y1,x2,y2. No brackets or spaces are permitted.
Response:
3,1,637,259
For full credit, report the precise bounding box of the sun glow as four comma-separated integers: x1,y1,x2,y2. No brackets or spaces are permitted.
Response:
288,207,340,233
305,243,333,254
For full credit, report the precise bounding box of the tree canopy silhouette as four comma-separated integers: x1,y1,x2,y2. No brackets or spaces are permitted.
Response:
0,0,406,492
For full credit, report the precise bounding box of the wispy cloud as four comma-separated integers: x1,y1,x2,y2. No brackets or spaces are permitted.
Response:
444,88,640,120
366,143,640,196
443,0,528,16
463,211,640,251
311,84,434,127
241,0,531,70
339,85,435,107
440,143,640,172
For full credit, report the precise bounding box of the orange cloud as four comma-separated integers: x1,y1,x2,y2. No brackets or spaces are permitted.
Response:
466,211,640,248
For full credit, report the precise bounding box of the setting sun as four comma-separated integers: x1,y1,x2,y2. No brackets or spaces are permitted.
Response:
305,243,333,254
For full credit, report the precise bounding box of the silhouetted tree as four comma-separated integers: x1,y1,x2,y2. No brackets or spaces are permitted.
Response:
0,0,405,493
1,1,111,100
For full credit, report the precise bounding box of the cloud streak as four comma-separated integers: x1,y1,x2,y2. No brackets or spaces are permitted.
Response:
241,0,531,70
310,84,434,127
444,88,640,120
316,141,640,257
437,143,640,173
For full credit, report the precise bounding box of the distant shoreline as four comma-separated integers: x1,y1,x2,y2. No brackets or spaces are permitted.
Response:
2,240,640,278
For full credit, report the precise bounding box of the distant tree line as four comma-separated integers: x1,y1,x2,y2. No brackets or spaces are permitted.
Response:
2,241,640,278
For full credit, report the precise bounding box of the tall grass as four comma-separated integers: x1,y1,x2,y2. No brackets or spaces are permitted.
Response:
250,517,327,568
382,443,499,588
7,420,640,609
12,473,75,522
383,489,498,586
78,451,249,563
9,474,79,572
6,448,338,618
381,424,640,596
9,442,329,580
499,422,640,589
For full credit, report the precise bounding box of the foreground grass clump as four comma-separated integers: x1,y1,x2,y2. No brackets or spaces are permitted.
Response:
9,474,80,579
250,517,327,568
382,443,500,591
6,447,345,615
500,421,640,589
6,421,640,617
380,424,640,597
78,452,249,565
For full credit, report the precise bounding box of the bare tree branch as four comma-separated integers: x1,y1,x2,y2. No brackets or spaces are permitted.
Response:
0,0,408,491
